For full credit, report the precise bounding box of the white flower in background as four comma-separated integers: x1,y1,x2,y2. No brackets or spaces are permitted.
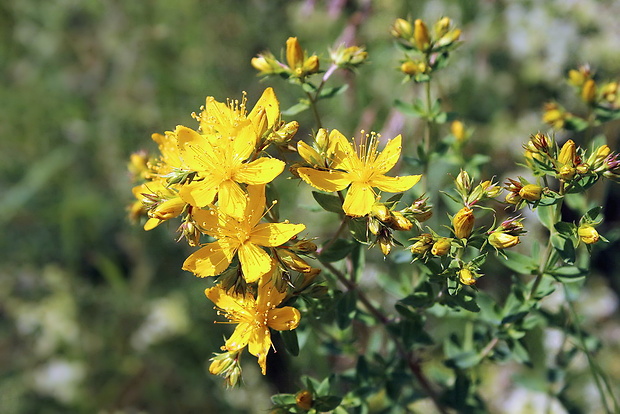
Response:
131,293,190,351
32,359,85,403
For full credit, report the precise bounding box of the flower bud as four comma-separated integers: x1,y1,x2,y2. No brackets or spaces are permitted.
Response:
400,60,419,76
149,197,186,220
368,218,381,235
286,37,304,70
488,232,520,249
388,211,413,231
451,120,466,142
431,238,451,256
557,165,576,180
391,18,413,39
303,55,320,74
453,207,475,239
558,140,576,167
458,268,476,285
581,79,597,104
270,121,300,145
578,225,599,244
576,163,589,175
295,390,314,410
434,17,452,38
518,184,543,202
410,233,433,254
568,68,586,87
413,19,431,51
371,203,391,222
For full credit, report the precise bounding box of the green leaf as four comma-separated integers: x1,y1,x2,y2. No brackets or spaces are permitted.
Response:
394,98,426,118
312,191,343,213
282,102,310,116
551,233,576,264
537,205,557,230
314,396,342,411
320,239,356,262
502,250,538,275
583,206,603,225
301,82,318,93
554,221,576,237
548,266,588,283
318,84,348,100
336,290,357,329
348,218,369,244
271,393,297,405
280,329,299,356
446,351,481,370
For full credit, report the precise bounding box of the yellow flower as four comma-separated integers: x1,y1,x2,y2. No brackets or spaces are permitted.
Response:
183,185,305,282
176,124,284,218
297,130,421,217
205,276,301,375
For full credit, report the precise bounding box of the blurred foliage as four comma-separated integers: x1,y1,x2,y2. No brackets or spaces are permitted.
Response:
1,0,619,413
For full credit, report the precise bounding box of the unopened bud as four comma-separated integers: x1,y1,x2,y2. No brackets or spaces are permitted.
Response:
149,197,185,220
451,120,466,142
431,238,451,256
558,139,576,167
371,203,391,222
303,55,320,74
581,79,597,104
388,211,413,231
295,390,314,410
434,17,452,38
453,207,475,239
286,37,304,70
488,232,520,249
557,165,576,180
578,225,599,244
458,268,476,286
518,184,543,202
391,18,413,39
413,19,431,51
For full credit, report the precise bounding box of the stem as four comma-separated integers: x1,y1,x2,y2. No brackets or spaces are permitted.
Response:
305,90,323,129
320,260,448,414
563,283,617,413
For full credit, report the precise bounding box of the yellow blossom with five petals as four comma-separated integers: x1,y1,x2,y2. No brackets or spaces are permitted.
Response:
297,129,421,216
183,184,305,282
205,275,301,374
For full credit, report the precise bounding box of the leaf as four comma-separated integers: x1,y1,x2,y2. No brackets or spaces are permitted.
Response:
320,239,356,262
314,396,342,412
282,102,309,116
583,206,603,225
394,98,426,118
446,351,481,370
548,266,588,283
502,250,538,275
336,289,357,330
279,329,299,356
554,221,576,237
551,233,576,264
311,191,343,213
537,204,557,230
348,218,369,244
271,393,297,405
318,84,348,100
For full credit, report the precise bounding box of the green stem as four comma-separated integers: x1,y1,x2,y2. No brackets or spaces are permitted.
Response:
563,283,617,413
305,90,323,129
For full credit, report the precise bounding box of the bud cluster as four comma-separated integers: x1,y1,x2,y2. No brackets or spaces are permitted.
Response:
543,65,620,131
391,17,461,82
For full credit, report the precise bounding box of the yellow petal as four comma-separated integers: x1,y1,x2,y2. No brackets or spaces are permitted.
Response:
268,307,301,331
231,123,258,161
218,180,247,219
373,135,403,173
297,167,351,192
143,217,162,231
237,243,273,283
372,174,421,193
235,157,285,185
247,326,271,375
204,285,253,315
248,87,280,129
329,129,358,170
178,178,220,208
245,184,267,227
297,140,322,166
182,241,237,277
251,223,306,247
175,125,218,171
226,322,254,352
343,182,376,217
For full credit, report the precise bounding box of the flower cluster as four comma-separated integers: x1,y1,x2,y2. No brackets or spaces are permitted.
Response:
129,88,317,380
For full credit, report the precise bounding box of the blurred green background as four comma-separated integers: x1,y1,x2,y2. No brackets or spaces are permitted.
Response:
2,0,619,413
